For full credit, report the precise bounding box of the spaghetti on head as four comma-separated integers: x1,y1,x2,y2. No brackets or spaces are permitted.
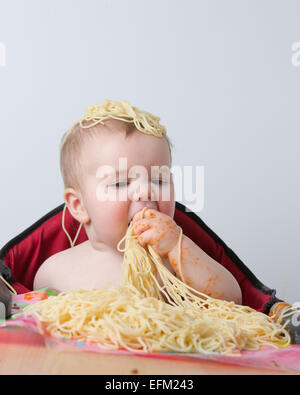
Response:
60,99,173,189
24,209,291,355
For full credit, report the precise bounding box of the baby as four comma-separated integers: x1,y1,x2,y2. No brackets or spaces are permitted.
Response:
34,100,242,304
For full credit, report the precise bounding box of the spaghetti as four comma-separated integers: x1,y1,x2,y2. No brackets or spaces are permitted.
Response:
0,275,17,295
60,99,166,149
23,216,291,355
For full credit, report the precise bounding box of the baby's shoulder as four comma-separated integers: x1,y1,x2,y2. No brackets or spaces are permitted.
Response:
33,242,89,290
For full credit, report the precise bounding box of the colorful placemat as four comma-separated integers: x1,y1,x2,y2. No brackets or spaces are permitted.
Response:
1,289,300,372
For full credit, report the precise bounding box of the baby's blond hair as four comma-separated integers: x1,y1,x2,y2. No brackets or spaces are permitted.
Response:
60,100,173,189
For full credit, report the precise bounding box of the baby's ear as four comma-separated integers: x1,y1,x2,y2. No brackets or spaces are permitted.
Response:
64,188,90,224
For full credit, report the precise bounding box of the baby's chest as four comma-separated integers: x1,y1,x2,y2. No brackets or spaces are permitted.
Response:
59,253,124,291
56,253,175,292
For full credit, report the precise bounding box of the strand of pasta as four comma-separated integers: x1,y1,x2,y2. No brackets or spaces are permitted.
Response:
0,275,17,295
61,204,82,248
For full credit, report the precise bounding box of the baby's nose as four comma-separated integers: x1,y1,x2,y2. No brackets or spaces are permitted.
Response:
129,181,158,202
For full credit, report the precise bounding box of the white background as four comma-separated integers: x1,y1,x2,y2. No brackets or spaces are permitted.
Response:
0,0,299,302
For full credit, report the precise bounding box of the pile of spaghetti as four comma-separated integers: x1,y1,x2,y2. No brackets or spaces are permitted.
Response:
60,99,167,149
23,224,290,355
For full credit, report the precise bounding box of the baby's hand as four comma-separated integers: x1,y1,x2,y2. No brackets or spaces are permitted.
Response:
132,208,181,258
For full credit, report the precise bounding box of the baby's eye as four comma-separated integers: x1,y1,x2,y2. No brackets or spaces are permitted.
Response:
151,179,166,186
113,181,129,188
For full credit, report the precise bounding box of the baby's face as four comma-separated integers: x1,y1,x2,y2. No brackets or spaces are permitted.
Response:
78,122,175,250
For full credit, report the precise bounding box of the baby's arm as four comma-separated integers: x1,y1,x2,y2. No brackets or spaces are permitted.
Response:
132,209,242,304
168,235,242,304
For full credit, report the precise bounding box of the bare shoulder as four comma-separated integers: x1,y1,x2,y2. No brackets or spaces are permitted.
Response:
33,242,89,291
33,249,68,290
